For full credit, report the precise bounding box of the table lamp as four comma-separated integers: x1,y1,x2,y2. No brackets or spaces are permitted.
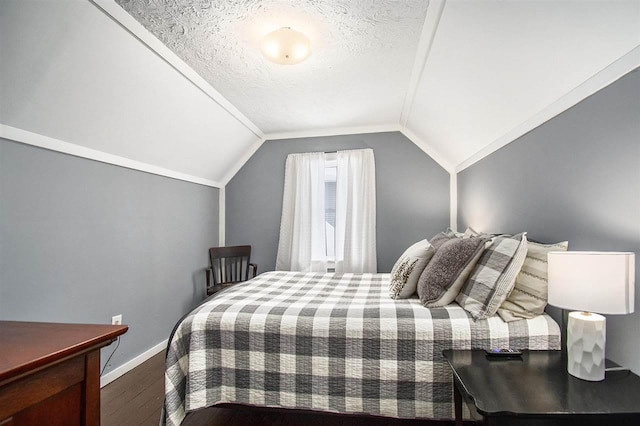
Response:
547,251,635,381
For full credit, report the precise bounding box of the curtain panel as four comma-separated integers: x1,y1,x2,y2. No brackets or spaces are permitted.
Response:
335,148,377,273
275,152,327,272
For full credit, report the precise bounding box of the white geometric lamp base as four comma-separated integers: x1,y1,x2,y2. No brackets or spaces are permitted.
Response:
567,311,606,381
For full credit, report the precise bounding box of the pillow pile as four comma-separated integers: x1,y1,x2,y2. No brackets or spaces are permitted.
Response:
388,239,435,299
389,228,564,323
456,233,529,320
497,240,569,322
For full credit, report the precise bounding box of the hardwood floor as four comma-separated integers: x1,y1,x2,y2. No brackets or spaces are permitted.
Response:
101,352,466,425
101,351,165,426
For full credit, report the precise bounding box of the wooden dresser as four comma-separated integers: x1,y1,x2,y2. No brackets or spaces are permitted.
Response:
0,321,128,426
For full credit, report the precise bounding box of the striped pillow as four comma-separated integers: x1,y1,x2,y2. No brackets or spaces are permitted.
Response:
456,233,528,320
497,240,569,322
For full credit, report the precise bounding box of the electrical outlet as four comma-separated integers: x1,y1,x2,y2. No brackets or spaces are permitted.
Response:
112,314,122,325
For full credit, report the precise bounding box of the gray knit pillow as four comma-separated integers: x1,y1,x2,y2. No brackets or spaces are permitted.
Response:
428,233,455,251
417,236,489,308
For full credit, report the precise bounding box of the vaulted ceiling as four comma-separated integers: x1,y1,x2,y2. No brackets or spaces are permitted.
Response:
113,0,640,172
1,0,639,185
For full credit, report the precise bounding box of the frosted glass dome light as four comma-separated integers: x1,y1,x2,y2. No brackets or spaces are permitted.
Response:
261,27,311,65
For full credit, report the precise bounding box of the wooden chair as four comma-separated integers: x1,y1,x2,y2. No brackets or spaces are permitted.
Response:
206,245,257,296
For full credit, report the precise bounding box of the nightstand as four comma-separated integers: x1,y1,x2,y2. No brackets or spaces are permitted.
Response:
443,350,640,426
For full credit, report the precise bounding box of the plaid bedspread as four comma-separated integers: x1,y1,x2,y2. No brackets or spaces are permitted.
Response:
163,271,560,425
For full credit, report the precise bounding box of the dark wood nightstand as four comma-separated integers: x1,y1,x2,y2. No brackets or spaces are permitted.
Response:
443,350,640,426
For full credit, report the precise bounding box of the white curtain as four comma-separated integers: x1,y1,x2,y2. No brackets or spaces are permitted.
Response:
275,152,328,272
335,149,377,273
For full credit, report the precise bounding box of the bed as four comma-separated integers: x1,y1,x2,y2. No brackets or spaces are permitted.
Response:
162,271,560,425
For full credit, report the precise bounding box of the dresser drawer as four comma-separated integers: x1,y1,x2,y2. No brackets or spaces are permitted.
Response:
0,356,84,421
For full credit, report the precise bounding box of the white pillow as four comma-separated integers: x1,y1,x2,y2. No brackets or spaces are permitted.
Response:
389,240,435,299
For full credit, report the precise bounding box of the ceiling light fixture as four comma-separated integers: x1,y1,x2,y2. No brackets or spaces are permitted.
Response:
261,27,311,65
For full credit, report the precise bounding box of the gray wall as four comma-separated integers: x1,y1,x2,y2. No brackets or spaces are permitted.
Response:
0,139,219,374
226,132,450,273
458,69,640,374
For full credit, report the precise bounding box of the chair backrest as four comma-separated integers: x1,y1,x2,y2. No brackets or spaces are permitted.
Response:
208,245,253,286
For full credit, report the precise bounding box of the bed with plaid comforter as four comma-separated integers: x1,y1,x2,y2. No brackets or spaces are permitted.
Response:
163,271,560,425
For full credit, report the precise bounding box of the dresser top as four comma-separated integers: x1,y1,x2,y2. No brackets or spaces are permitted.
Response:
0,321,128,383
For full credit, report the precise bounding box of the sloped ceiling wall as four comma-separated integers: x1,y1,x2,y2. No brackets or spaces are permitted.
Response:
0,0,260,186
2,0,639,185
406,0,640,168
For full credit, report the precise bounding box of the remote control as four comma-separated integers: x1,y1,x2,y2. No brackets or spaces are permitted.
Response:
485,348,523,357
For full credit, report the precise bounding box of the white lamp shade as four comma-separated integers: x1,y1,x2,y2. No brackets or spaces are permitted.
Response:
548,251,635,314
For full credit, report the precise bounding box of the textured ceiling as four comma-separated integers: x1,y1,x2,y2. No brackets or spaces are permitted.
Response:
116,0,429,134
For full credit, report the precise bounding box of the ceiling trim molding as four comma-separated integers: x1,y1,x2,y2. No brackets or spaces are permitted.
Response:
221,136,267,186
399,0,446,126
223,123,456,185
265,124,401,141
400,126,454,173
0,124,222,188
90,0,264,139
223,124,402,185
455,45,640,173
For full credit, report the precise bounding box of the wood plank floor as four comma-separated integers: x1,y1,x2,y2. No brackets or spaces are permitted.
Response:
101,352,467,425
101,351,165,426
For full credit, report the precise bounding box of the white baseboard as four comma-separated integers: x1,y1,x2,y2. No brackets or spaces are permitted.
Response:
100,339,168,388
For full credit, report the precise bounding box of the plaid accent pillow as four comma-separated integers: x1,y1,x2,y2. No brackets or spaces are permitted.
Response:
456,233,528,320
497,240,569,322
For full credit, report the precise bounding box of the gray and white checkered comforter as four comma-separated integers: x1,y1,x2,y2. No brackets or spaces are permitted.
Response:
163,271,560,425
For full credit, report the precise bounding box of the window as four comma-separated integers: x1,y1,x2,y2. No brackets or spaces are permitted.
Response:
324,154,337,264
276,149,376,273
